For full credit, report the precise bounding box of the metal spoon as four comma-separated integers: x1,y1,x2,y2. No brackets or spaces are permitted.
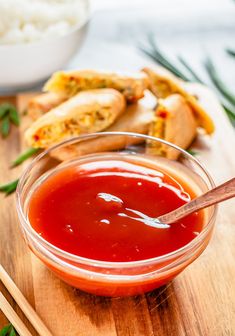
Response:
157,177,235,225
99,178,235,228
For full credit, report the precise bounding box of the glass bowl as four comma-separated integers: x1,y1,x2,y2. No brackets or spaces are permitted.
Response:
16,132,217,297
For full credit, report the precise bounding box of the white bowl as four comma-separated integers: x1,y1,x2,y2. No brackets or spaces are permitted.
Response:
0,2,89,92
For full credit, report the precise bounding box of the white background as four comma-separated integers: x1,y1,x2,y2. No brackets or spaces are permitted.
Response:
91,0,235,13
70,0,235,89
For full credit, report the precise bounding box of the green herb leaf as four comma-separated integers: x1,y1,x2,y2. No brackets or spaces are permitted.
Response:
0,104,10,120
148,35,190,81
0,324,17,336
222,103,235,126
9,326,17,336
0,179,19,195
11,148,40,167
1,115,10,138
0,103,20,137
142,35,190,81
139,44,190,81
204,57,235,106
177,56,204,84
0,324,12,336
9,106,20,126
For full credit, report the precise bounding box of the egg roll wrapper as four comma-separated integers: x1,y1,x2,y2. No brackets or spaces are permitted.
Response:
28,92,68,120
25,89,126,148
147,94,197,160
44,69,149,102
50,103,154,161
142,66,214,134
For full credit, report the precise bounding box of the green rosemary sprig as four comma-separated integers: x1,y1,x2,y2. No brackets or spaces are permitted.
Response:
0,179,19,195
0,103,20,138
139,41,190,81
0,324,17,336
139,37,235,125
178,58,235,123
148,35,191,81
11,148,40,167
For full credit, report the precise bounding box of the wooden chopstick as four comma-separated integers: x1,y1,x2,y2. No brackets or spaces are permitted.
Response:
0,265,53,336
0,292,33,336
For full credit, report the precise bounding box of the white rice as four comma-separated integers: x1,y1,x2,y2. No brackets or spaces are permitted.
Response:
0,0,88,45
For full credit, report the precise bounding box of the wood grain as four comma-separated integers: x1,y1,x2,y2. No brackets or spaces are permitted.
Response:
0,84,235,336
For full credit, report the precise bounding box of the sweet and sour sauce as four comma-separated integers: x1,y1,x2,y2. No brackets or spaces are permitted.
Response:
28,158,203,263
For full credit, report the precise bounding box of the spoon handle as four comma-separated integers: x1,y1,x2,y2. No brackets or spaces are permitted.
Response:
158,177,235,224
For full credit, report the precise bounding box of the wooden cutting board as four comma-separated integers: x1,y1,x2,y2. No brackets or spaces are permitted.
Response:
0,84,235,336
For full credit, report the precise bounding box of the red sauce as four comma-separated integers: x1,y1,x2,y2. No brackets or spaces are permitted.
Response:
28,159,203,262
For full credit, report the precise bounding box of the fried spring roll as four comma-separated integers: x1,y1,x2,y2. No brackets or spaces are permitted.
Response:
28,92,68,120
44,69,149,102
147,94,197,160
50,103,154,161
25,89,126,148
142,67,215,134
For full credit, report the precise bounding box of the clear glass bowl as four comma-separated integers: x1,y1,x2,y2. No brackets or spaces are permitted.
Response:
16,132,217,297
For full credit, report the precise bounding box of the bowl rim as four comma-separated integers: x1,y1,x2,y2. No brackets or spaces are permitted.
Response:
0,0,90,48
16,131,217,269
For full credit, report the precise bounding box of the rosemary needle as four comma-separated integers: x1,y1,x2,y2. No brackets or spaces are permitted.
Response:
9,106,20,126
147,35,190,81
223,103,235,126
0,179,19,195
177,56,204,84
11,148,40,167
0,103,20,138
1,147,40,195
204,57,235,106
139,36,190,81
0,104,10,119
1,115,10,138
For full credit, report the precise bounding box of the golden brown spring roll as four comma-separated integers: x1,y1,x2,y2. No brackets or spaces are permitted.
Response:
147,94,197,160
25,89,126,148
50,103,154,161
44,69,149,103
27,92,68,120
142,67,215,134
